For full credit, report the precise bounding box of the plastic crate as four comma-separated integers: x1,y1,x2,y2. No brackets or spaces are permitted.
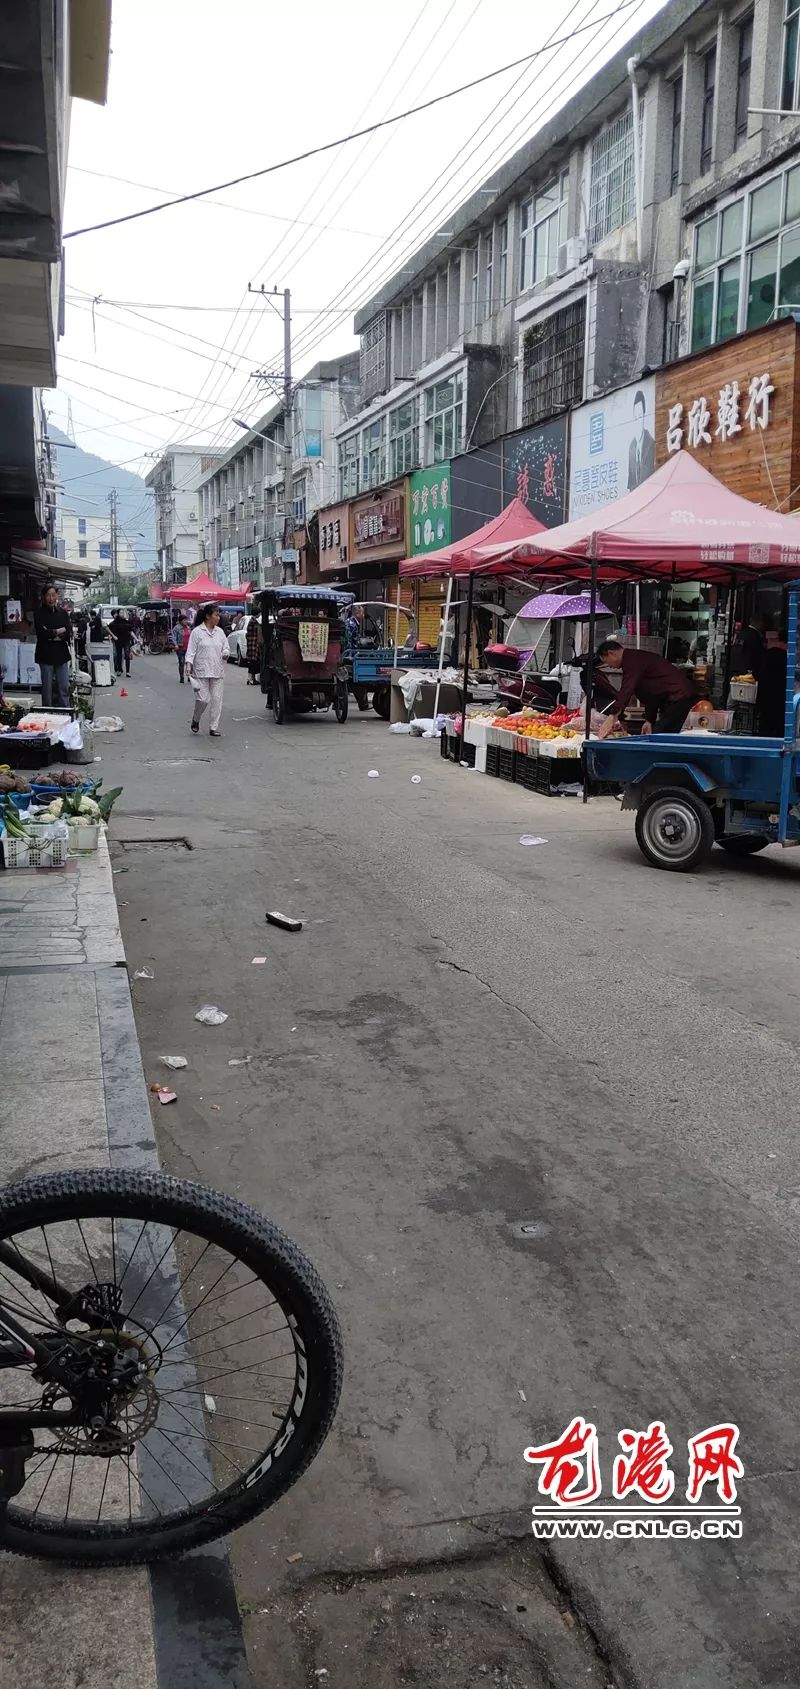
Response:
486,744,501,777
514,756,539,792
442,734,476,767
0,734,52,770
497,747,516,782
2,825,68,870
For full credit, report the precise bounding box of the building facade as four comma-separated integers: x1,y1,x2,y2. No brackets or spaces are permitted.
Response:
145,447,224,585
196,353,359,588
58,511,138,579
319,0,800,585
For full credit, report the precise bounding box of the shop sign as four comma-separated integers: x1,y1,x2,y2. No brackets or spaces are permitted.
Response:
569,378,656,519
450,448,503,541
318,503,349,573
409,465,451,554
502,417,567,527
352,492,404,555
666,372,774,453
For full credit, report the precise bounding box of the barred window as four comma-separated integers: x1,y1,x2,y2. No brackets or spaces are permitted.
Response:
521,298,585,426
589,111,635,245
360,314,387,401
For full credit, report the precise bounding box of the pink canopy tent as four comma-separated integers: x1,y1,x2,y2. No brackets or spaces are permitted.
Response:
164,571,247,604
399,497,545,580
472,452,800,583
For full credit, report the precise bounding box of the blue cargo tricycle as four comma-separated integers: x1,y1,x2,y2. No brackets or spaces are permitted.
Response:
583,588,800,872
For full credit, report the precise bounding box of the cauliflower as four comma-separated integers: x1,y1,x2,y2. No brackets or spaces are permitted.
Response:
78,796,101,817
45,799,64,818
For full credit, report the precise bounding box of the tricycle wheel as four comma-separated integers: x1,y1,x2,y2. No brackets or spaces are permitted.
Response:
717,835,770,856
635,787,715,872
372,688,390,720
272,677,287,724
334,681,348,724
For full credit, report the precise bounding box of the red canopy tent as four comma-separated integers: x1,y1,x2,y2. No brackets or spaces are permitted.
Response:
164,571,246,604
399,497,544,580
472,452,800,583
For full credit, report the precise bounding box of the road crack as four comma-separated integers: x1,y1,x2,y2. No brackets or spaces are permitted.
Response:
435,955,561,1048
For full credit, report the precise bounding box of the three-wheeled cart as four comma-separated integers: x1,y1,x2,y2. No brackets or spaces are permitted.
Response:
259,586,349,724
584,586,800,871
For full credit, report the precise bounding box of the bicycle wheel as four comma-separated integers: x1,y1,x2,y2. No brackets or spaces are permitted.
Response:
0,1170,342,1566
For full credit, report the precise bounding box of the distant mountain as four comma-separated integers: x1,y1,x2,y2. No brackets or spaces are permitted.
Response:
49,424,157,573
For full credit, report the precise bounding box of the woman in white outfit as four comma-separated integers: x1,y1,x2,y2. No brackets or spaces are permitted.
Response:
185,603,229,737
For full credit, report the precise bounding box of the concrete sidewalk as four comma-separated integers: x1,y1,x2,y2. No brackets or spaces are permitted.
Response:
0,837,248,1689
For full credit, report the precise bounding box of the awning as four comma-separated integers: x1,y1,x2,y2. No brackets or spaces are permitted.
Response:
163,570,246,604
11,548,104,585
399,497,546,580
472,452,800,582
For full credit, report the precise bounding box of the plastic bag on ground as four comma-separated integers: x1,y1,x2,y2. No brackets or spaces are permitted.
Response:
134,967,154,980
94,716,126,733
195,1005,228,1025
161,1055,188,1070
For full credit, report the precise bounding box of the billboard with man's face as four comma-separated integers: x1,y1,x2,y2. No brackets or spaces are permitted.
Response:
568,377,656,520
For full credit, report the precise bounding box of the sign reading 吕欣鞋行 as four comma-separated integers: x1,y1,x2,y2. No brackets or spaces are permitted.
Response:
655,318,800,506
568,378,656,519
409,465,452,554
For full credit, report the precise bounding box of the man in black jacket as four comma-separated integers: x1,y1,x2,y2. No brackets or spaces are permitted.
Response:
109,609,133,676
34,583,72,707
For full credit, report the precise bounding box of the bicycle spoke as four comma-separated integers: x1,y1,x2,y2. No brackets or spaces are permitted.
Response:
159,1295,278,1358
124,1228,182,1323
96,1457,112,1523
75,1220,100,1287
157,1411,244,1479
116,1217,148,1298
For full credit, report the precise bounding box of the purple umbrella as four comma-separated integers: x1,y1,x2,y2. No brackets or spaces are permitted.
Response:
518,591,612,619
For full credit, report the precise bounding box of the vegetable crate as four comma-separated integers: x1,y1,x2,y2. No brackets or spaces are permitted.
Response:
441,733,476,768
1,826,68,870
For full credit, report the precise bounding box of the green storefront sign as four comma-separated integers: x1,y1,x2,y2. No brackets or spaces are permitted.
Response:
410,464,452,555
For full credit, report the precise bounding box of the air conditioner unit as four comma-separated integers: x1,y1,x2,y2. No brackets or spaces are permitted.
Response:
247,483,255,497
188,511,197,522
557,236,587,276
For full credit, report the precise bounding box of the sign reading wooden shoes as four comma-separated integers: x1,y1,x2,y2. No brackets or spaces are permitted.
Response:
568,378,656,520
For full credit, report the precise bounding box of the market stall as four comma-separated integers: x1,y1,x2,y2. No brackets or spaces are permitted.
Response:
163,571,247,606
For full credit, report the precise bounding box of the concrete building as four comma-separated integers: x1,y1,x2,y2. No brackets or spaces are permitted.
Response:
0,1,111,558
58,511,138,579
336,0,800,509
197,353,359,587
145,447,224,585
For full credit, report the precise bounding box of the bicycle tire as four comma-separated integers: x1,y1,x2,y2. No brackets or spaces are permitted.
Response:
0,1169,343,1566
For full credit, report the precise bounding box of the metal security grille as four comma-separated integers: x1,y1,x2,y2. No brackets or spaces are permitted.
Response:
359,313,387,401
521,298,585,425
589,110,635,245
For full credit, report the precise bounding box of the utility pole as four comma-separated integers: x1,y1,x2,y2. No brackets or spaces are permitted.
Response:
108,488,118,602
282,287,294,585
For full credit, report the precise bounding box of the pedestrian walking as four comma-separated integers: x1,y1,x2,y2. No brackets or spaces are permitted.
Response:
171,614,190,683
109,609,133,676
245,609,263,684
34,582,72,708
185,603,229,736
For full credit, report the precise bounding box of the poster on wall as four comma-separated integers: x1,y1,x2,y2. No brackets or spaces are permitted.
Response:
569,377,656,519
502,417,567,528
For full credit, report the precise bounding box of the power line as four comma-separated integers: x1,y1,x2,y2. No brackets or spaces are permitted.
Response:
67,165,382,236
63,9,640,240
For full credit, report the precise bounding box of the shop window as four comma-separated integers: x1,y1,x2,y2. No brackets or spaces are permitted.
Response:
700,48,716,173
747,239,778,328
670,76,683,193
782,0,800,112
424,374,464,464
589,111,635,244
520,173,569,289
338,435,359,500
691,277,715,351
497,219,508,306
361,419,386,489
388,398,419,479
716,261,740,341
521,298,585,425
359,314,387,403
690,161,800,347
736,16,753,145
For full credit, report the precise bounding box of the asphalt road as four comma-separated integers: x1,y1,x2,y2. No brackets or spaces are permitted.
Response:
104,653,800,1689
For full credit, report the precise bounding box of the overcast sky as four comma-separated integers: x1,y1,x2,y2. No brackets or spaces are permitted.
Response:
48,0,666,476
